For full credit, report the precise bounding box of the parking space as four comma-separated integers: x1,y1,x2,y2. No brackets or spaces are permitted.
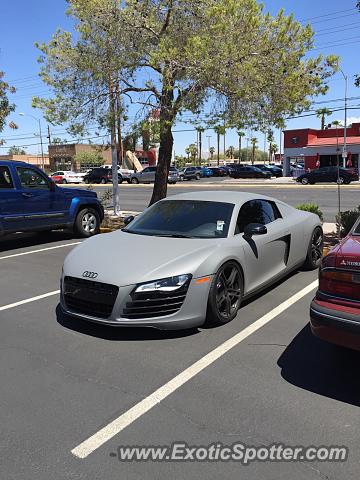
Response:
0,235,358,479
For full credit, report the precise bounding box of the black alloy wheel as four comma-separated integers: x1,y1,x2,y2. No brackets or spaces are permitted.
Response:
206,261,243,325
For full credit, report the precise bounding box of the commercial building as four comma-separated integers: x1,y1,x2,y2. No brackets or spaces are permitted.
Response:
283,123,360,174
0,154,50,168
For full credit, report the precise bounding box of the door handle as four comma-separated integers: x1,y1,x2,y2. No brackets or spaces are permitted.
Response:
22,192,34,198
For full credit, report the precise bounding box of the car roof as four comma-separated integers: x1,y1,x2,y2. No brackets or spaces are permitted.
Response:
165,190,280,204
0,160,32,167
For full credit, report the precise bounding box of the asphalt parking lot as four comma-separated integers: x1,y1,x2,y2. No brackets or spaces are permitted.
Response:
1,230,359,480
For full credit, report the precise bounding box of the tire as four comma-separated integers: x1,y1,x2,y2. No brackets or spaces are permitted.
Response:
303,226,324,270
74,208,100,238
206,261,243,326
344,178,350,185
127,179,131,184
84,178,90,184
62,179,67,184
196,173,201,180
118,176,123,184
179,176,184,182
337,177,345,185
100,178,107,184
301,177,309,185
131,177,139,184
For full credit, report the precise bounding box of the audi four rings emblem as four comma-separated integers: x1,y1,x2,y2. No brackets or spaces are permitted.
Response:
82,271,98,279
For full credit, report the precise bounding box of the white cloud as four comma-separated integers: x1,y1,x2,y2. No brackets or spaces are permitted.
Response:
333,117,360,126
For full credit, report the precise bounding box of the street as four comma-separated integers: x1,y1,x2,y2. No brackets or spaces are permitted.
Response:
64,178,360,223
0,229,359,479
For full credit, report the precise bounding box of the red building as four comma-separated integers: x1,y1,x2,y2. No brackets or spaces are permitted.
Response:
283,123,360,174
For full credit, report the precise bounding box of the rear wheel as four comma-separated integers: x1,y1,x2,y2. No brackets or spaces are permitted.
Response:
62,179,67,184
74,208,100,238
206,261,243,326
344,178,350,185
303,226,324,270
100,178,107,184
196,173,201,180
118,176,123,184
131,177,139,184
301,177,309,185
337,176,345,185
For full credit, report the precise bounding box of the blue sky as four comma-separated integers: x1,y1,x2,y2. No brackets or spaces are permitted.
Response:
1,0,360,157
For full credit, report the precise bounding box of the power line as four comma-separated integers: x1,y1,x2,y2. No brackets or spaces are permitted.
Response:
299,8,357,23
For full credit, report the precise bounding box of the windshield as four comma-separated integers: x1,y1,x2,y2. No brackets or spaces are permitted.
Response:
353,217,360,235
123,200,234,238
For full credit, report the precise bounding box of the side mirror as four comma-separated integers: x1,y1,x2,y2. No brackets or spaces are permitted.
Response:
244,223,267,237
49,180,56,192
124,215,135,226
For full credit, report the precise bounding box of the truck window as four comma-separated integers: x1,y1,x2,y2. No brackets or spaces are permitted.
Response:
0,166,14,189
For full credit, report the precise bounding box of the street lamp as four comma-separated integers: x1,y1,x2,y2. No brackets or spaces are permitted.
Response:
19,113,45,170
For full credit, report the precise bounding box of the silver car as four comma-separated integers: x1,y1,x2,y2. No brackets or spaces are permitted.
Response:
60,191,323,330
130,166,179,184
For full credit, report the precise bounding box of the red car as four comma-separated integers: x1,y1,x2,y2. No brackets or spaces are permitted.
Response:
310,216,360,350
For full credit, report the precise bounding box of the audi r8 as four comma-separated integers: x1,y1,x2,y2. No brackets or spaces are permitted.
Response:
60,191,323,329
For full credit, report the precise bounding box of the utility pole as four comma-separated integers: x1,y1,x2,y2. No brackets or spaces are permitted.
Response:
47,125,52,145
109,78,120,216
198,129,202,165
335,123,341,239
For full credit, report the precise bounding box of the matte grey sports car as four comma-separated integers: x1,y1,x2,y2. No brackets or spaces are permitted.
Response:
60,191,323,329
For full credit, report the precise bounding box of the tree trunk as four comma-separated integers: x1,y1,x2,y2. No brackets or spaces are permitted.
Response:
149,122,173,205
149,75,175,206
217,133,220,166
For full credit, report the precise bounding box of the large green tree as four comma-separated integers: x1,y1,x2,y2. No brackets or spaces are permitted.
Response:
8,146,26,155
0,71,16,144
34,0,337,205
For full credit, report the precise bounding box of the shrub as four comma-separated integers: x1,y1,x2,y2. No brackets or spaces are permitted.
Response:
296,203,324,222
336,208,360,237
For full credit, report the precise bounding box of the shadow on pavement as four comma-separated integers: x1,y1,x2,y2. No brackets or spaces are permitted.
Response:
0,231,76,253
56,304,199,341
278,324,360,407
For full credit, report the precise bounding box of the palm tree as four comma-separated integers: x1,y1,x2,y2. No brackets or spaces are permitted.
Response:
250,137,258,164
209,146,215,161
187,143,198,163
237,130,245,163
196,127,205,165
316,108,332,130
269,143,278,162
214,125,225,166
185,147,191,161
226,146,235,159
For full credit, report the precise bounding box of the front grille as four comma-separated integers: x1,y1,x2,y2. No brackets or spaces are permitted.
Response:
122,284,190,320
63,276,119,319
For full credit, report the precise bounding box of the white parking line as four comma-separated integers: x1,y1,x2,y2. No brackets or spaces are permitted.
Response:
0,242,81,261
71,279,318,459
0,290,60,311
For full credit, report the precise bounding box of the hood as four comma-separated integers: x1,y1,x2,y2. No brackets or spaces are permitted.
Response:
60,187,97,198
326,235,360,269
63,230,220,286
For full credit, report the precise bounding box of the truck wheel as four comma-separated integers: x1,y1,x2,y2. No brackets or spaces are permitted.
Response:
75,208,100,237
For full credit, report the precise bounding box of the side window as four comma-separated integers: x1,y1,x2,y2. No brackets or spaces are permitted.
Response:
150,167,157,172
235,200,281,234
0,166,14,189
142,168,149,173
16,167,49,189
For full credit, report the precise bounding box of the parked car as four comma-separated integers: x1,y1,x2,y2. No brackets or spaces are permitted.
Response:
50,171,84,184
103,165,134,182
310,215,360,350
199,167,213,178
209,167,228,177
130,166,179,184
0,161,103,237
229,166,272,179
60,191,323,329
179,167,201,181
83,167,119,184
256,165,283,178
296,166,359,185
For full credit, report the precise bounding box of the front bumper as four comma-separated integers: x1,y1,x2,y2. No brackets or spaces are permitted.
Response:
310,298,360,350
60,276,213,330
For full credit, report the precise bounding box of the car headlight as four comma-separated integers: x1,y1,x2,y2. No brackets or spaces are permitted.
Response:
135,274,192,293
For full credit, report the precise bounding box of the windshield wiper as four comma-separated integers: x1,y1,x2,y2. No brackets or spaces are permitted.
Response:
156,234,194,239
